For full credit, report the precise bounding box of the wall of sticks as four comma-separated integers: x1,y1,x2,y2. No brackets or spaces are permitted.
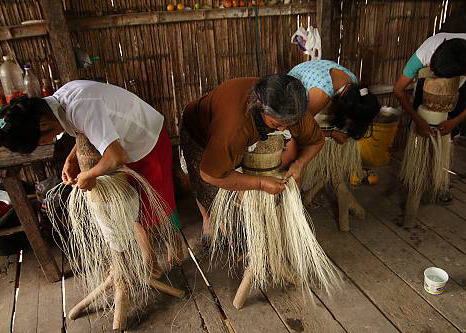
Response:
331,0,461,107
0,0,463,183
0,0,462,135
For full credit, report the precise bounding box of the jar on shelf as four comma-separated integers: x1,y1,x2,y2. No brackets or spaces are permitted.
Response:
23,64,42,98
0,55,25,103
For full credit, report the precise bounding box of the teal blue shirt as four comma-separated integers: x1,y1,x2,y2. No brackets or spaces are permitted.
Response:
402,53,424,79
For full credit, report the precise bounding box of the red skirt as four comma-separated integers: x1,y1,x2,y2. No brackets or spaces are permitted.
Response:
127,128,180,228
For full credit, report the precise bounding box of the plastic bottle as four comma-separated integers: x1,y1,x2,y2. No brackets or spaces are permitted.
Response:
23,64,41,98
0,55,25,103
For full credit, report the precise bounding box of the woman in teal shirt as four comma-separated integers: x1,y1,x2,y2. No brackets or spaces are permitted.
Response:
394,36,466,137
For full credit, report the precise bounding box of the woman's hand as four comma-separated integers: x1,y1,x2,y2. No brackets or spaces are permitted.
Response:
414,117,433,137
438,119,457,136
62,157,80,185
76,171,97,192
284,160,304,185
331,130,349,144
259,176,286,194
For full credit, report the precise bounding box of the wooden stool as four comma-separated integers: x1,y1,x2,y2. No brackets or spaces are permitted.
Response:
233,267,253,309
68,255,185,330
67,134,185,330
403,75,459,227
231,134,283,309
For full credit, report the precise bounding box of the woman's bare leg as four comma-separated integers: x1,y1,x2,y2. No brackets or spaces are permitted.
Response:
134,221,162,279
196,199,211,236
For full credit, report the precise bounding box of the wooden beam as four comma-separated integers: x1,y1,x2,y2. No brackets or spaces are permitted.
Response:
0,225,23,237
67,3,317,31
316,0,332,59
0,145,54,169
40,0,78,84
0,22,47,41
368,83,414,95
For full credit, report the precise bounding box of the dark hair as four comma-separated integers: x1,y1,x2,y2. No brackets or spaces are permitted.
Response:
250,74,307,124
431,38,466,78
440,14,466,33
0,96,48,154
331,84,380,140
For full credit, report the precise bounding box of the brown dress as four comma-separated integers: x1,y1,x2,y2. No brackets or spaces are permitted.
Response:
181,77,323,209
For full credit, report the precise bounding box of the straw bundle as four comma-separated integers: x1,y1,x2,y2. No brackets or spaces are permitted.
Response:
400,76,457,201
209,134,341,297
399,125,450,200
46,135,178,312
301,138,362,195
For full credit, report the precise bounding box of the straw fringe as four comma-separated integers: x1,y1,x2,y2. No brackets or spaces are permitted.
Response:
301,138,362,193
209,177,341,297
399,125,451,199
46,167,178,313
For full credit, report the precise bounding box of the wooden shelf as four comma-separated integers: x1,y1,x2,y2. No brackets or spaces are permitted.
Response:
0,145,55,169
0,225,23,237
67,3,316,30
0,21,47,41
369,83,414,95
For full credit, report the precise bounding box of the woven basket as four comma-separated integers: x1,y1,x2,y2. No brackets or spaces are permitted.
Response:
242,135,284,176
423,77,460,113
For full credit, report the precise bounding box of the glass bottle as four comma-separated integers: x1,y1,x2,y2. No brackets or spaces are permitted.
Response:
23,64,41,98
0,55,25,103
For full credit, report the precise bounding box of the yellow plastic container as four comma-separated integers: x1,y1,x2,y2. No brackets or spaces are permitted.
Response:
359,121,399,167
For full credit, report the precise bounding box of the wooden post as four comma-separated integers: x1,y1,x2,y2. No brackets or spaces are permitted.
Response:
233,267,253,309
316,0,332,60
3,169,61,282
40,0,78,83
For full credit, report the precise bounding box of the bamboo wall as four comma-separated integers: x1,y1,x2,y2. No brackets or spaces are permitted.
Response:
68,9,314,137
331,0,463,106
0,0,464,185
0,0,463,137
329,0,464,147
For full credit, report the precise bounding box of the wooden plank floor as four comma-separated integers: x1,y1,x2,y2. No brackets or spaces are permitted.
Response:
2,141,466,332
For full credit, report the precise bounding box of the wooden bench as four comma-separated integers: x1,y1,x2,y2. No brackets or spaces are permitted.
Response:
0,145,61,282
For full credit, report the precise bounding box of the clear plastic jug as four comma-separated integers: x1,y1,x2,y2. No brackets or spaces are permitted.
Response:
23,64,41,98
0,55,25,103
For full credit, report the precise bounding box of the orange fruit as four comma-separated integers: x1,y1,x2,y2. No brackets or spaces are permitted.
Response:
350,174,361,186
223,0,232,7
177,3,184,10
167,3,175,10
367,174,379,185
